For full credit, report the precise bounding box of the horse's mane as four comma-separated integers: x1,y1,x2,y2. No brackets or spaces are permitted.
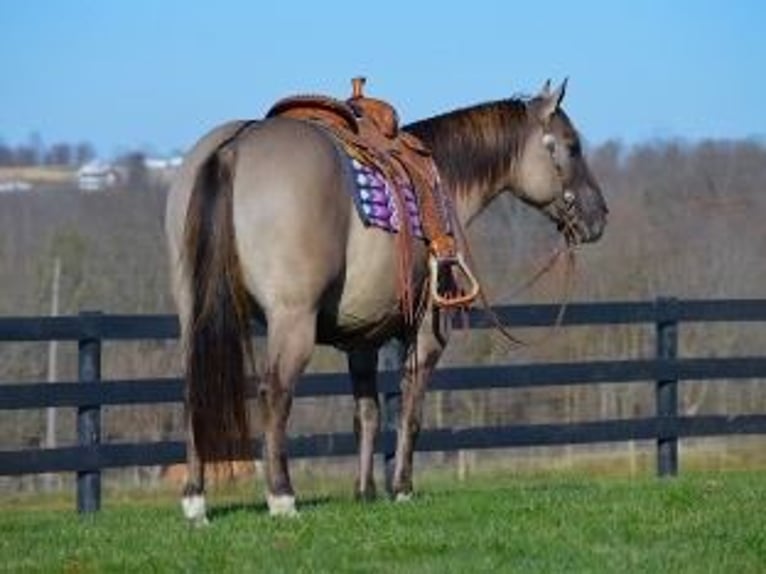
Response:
403,98,530,192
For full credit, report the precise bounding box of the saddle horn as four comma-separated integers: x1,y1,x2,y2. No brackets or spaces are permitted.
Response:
351,76,367,99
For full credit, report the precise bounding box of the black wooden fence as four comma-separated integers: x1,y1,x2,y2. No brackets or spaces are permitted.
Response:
2,298,766,513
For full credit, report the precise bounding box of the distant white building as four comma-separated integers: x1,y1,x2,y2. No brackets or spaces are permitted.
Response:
144,156,183,171
77,161,119,192
0,180,33,193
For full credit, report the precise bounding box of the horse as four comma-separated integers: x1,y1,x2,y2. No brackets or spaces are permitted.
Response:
165,79,608,523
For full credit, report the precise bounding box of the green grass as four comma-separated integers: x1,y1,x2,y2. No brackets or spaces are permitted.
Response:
2,472,765,573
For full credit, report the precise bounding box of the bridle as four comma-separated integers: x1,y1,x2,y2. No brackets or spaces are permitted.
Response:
541,124,582,246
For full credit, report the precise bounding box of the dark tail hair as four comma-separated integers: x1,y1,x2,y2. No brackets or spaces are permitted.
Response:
183,143,251,463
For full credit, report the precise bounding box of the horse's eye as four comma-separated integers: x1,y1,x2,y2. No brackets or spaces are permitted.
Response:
569,140,582,156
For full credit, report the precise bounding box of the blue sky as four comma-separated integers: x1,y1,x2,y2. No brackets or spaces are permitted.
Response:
0,1,763,157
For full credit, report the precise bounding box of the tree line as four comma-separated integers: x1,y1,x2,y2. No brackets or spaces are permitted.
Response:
0,136,96,167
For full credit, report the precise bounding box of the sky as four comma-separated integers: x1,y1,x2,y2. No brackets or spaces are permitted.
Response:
1,1,763,158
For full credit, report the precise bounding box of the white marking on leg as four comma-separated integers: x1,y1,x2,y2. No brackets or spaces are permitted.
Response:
395,492,413,503
182,494,209,526
267,493,298,517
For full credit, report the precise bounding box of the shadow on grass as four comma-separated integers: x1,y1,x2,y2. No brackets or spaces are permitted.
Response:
209,495,335,521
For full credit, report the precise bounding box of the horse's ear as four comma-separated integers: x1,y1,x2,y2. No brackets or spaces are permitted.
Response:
552,78,567,108
534,78,567,121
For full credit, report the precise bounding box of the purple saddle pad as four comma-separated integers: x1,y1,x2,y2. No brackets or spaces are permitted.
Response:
348,155,452,240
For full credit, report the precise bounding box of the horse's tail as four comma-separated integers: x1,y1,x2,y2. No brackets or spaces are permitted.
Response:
183,141,252,463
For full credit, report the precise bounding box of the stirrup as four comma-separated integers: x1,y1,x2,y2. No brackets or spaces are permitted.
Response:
428,253,481,308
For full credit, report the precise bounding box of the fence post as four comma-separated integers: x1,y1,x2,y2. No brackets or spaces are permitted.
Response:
655,297,679,477
77,311,102,513
379,340,403,495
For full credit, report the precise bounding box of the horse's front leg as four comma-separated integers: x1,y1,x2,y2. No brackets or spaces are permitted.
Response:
391,305,450,500
347,348,380,500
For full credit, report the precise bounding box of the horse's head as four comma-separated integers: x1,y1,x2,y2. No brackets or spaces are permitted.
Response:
515,80,608,244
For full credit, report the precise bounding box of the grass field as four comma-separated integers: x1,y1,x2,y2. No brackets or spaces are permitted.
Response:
2,471,765,573
0,166,74,184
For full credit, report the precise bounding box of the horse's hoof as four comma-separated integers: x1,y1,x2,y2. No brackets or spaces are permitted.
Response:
355,479,377,502
182,494,210,526
394,492,413,503
355,489,377,503
267,494,299,518
189,515,210,528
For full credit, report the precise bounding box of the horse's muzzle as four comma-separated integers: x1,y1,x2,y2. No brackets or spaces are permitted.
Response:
550,191,608,245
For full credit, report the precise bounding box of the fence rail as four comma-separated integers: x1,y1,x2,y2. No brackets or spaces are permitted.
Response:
1,297,766,513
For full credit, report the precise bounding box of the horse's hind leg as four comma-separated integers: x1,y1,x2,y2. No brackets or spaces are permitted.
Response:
177,301,207,525
181,416,208,526
259,308,316,516
348,349,380,500
167,250,210,526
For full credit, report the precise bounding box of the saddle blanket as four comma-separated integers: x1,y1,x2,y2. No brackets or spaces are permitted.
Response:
348,154,452,240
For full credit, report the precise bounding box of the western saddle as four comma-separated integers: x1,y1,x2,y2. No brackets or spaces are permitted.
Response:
267,77,479,310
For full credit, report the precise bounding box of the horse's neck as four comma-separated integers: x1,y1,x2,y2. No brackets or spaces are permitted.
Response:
451,182,505,228
432,132,521,227
408,101,527,227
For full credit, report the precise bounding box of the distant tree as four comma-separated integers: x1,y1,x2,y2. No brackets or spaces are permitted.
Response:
0,142,13,166
28,132,43,166
44,143,73,166
75,142,95,166
0,138,96,167
13,145,38,166
118,151,149,189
